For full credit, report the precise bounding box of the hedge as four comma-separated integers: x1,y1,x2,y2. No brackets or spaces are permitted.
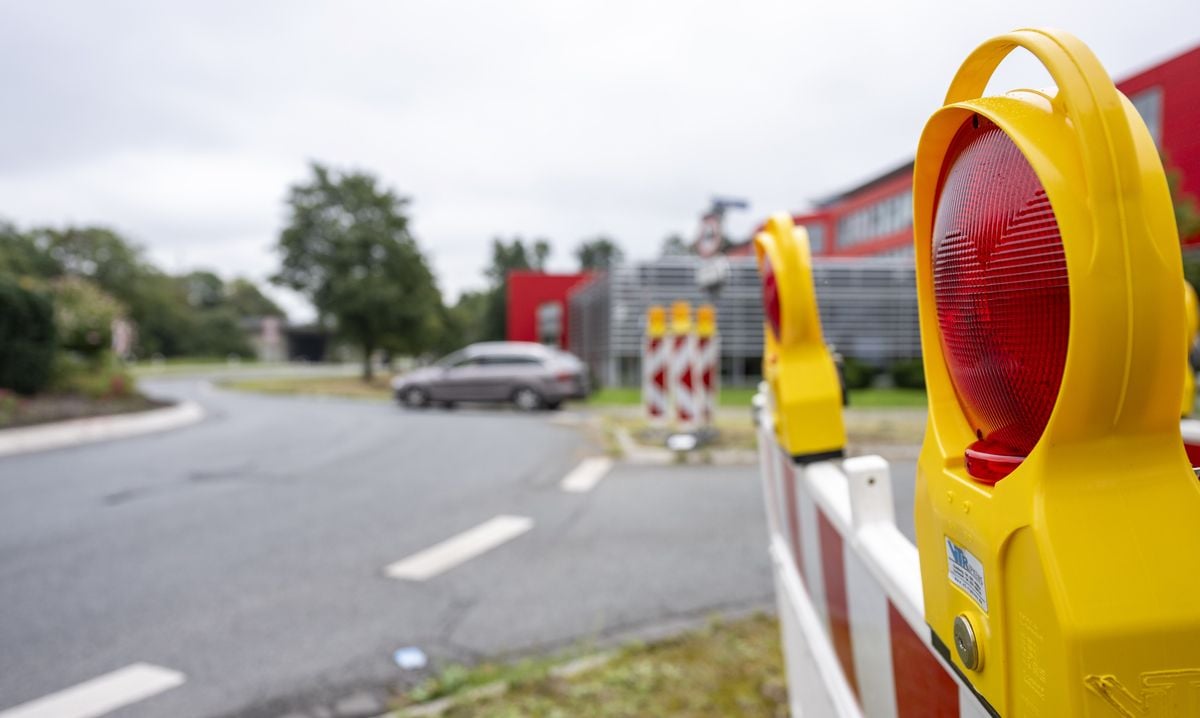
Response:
0,277,57,394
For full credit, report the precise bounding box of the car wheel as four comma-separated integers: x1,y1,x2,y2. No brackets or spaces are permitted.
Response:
401,387,430,409
512,386,544,411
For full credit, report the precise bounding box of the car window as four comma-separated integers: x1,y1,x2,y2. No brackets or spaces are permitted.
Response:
436,350,466,367
481,355,542,366
449,355,483,368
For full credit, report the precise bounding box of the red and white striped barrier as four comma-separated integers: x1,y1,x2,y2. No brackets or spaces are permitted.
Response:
642,333,668,423
670,330,698,430
693,304,718,430
755,387,990,718
695,329,719,428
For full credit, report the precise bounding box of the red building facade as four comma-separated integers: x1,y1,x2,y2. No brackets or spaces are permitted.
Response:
1119,44,1200,213
505,271,593,348
751,41,1200,256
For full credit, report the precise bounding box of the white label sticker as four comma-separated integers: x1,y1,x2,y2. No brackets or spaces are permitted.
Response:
945,537,988,612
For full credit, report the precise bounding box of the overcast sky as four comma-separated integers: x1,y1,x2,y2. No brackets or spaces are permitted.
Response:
2,1,1197,319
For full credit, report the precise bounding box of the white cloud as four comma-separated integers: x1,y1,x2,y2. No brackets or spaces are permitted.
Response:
1,0,1196,318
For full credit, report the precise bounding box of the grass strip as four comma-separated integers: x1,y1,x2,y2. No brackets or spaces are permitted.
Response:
395,613,786,718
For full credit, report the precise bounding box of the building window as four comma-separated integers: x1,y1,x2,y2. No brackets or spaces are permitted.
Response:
835,189,913,248
1130,86,1164,148
801,223,826,253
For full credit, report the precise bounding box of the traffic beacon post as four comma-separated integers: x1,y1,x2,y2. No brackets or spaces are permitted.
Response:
642,305,668,424
753,213,845,462
668,301,698,431
694,304,719,428
913,28,1200,716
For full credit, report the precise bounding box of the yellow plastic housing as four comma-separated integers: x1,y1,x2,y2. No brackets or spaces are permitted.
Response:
670,301,691,337
754,214,846,461
646,305,667,339
696,304,716,339
1183,281,1197,418
913,29,1200,717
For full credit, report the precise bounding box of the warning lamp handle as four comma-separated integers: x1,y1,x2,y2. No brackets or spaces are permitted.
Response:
754,214,823,348
943,29,1140,216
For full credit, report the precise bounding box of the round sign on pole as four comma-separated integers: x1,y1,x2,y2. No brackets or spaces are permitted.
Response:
694,213,722,258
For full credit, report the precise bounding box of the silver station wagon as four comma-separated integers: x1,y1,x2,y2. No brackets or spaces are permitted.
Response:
392,342,590,411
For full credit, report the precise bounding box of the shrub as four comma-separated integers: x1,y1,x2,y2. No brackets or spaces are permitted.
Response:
841,356,877,390
49,351,135,399
0,277,57,394
889,358,926,390
0,389,18,427
50,276,125,360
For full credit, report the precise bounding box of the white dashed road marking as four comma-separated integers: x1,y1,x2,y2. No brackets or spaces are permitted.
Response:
0,663,185,718
559,457,614,493
384,515,534,581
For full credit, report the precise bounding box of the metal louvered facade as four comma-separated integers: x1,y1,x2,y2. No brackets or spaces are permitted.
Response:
568,256,920,387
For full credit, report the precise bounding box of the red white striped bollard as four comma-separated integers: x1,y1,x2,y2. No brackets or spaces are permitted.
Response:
641,306,668,424
694,304,719,428
669,301,697,431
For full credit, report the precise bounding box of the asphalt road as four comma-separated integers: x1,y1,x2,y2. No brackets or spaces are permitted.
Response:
0,380,807,718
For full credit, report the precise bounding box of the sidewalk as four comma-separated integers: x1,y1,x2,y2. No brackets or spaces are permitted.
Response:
579,404,926,465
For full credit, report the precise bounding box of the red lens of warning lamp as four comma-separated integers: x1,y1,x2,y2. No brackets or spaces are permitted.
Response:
762,254,782,340
932,117,1070,484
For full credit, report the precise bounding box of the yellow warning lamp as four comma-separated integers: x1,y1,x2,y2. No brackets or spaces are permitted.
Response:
669,301,692,336
696,304,716,339
912,28,1200,716
646,305,667,339
1183,281,1198,418
753,213,845,462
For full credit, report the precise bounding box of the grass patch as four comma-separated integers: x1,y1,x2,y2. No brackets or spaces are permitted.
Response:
843,412,927,445
222,374,928,416
585,386,758,408
847,387,927,408
222,375,393,401
396,613,786,717
129,358,272,377
585,385,925,409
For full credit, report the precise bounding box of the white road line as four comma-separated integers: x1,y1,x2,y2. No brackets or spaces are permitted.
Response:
384,515,534,581
559,457,614,493
0,663,185,718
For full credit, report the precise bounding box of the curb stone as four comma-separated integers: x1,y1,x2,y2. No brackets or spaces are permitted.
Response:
613,426,757,466
0,400,205,458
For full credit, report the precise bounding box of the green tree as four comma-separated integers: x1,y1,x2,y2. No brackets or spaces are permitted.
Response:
439,289,490,351
273,162,443,380
184,309,253,358
226,278,285,318
133,273,198,356
484,237,538,283
4,223,265,359
477,237,546,342
25,226,180,357
34,226,146,292
660,233,690,257
532,239,551,270
1169,167,1200,291
1169,167,1200,241
49,276,125,360
0,222,60,278
181,271,226,310
575,236,624,270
